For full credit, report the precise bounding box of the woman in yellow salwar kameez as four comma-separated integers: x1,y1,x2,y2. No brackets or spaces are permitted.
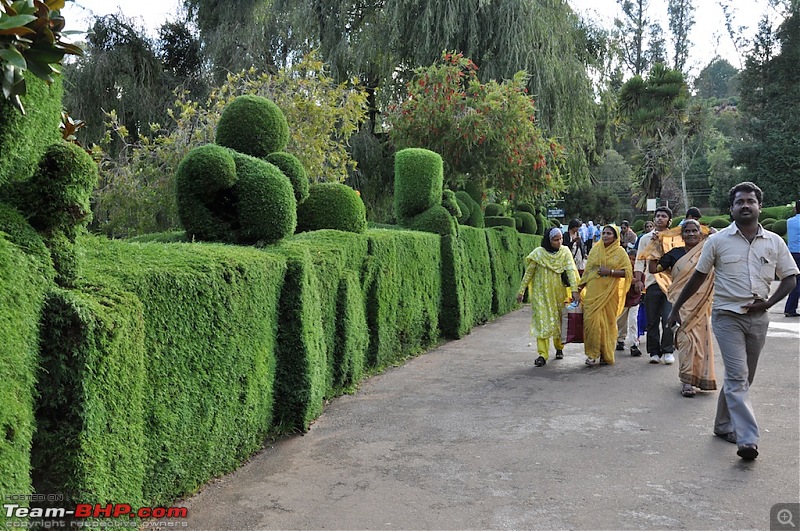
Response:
651,220,717,397
579,225,632,366
516,228,580,367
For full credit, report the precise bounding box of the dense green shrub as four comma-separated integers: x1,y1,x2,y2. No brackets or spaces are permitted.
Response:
485,203,505,217
632,219,645,232
516,202,535,215
176,147,297,243
10,143,98,236
33,287,147,509
440,227,492,338
284,230,369,396
0,203,54,279
266,152,309,205
760,217,777,226
455,197,470,224
759,205,793,221
234,152,298,243
464,179,483,205
405,205,457,236
455,191,483,228
670,216,684,228
441,189,461,219
513,216,522,230
770,219,787,236
0,75,62,187
512,211,537,234
215,95,289,157
535,213,548,235
709,217,731,229
0,236,52,522
394,148,444,220
484,226,522,315
485,216,515,228
296,183,367,234
74,236,286,503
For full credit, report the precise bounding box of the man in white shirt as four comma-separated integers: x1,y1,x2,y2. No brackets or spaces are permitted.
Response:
668,182,799,461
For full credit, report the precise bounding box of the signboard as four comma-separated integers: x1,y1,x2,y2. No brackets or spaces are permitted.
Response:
646,198,658,212
547,208,565,218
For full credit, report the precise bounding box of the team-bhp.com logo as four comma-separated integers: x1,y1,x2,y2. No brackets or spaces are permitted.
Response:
4,503,187,519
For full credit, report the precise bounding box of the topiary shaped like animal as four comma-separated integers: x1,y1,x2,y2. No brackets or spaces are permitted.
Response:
394,148,456,236
175,96,299,244
3,142,98,286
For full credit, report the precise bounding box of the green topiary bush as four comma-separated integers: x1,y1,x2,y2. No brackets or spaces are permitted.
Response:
215,95,289,157
512,211,537,234
709,217,731,229
535,213,548,235
441,189,461,219
516,202,535,215
632,219,645,232
266,152,309,205
770,219,787,236
234,152,298,243
455,191,483,228
485,203,505,217
405,205,457,236
760,217,777,226
759,205,794,221
485,216,515,228
394,148,444,220
455,198,470,224
296,183,367,234
12,142,98,236
671,216,684,228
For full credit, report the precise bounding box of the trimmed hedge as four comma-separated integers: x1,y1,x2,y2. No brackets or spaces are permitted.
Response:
440,226,492,338
32,286,147,509
394,148,443,219
485,216,515,228
215,95,289,157
68,236,287,504
485,203,505,217
441,189,461,219
709,217,731,229
760,205,794,221
233,152,297,243
455,191,483,228
0,75,62,187
0,236,52,524
405,204,456,236
296,183,367,234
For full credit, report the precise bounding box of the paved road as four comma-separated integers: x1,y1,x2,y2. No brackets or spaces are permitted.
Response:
173,303,799,530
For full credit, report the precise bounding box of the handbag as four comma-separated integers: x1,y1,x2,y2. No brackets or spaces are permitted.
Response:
624,284,642,307
560,303,584,344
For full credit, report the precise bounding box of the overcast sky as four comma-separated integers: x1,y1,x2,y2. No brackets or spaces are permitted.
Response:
61,0,782,79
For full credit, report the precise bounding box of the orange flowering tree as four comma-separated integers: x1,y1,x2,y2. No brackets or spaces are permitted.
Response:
387,51,565,200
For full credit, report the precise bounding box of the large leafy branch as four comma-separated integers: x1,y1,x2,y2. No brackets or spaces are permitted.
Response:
0,0,82,113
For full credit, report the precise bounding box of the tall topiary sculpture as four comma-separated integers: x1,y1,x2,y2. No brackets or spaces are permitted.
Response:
394,148,456,236
175,95,298,244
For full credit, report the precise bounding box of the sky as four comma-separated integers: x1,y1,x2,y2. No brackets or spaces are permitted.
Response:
61,0,781,79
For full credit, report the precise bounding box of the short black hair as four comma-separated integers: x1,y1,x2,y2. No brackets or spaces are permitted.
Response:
654,206,673,220
728,181,763,207
685,207,701,219
568,218,581,230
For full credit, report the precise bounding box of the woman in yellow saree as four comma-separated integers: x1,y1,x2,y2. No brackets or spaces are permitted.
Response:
516,227,580,367
579,225,632,366
652,220,717,397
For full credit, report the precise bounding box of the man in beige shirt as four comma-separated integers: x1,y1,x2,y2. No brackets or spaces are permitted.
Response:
668,182,799,461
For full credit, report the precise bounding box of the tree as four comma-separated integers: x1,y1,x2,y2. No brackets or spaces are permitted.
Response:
667,0,694,73
646,22,668,67
388,52,564,201
617,63,691,207
562,184,620,224
693,58,739,100
733,8,800,203
62,14,170,146
615,0,650,76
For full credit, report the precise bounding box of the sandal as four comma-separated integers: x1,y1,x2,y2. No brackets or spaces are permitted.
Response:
681,384,696,397
555,350,564,359
534,356,546,367
585,357,599,366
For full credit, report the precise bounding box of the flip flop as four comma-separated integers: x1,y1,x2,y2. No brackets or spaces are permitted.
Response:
681,384,696,397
